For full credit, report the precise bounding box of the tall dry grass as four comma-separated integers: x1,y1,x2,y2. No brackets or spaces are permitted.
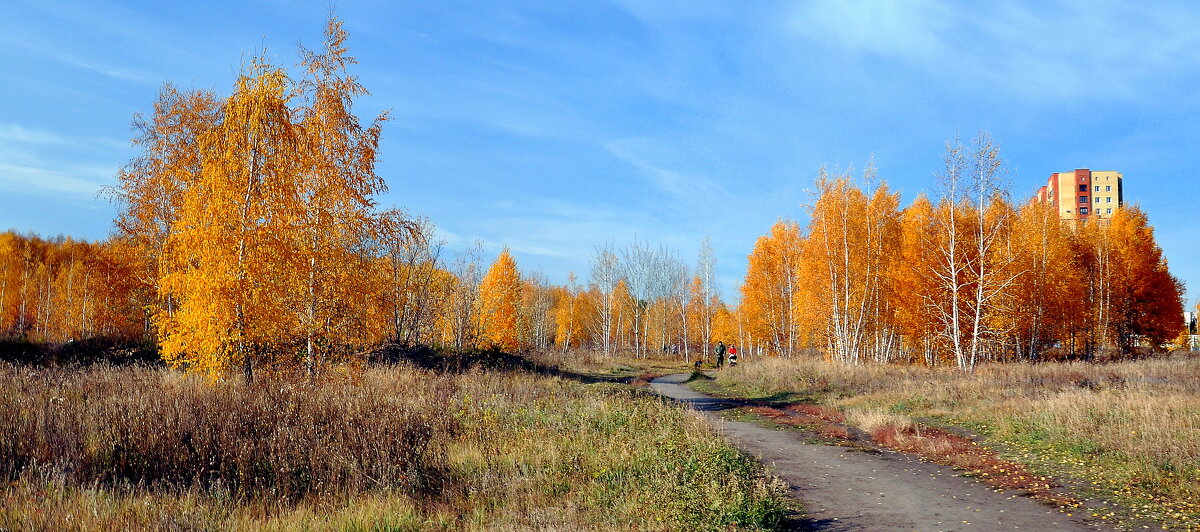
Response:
0,363,456,501
0,361,787,530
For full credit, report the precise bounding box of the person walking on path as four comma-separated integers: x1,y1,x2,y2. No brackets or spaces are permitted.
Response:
714,341,726,369
728,345,737,367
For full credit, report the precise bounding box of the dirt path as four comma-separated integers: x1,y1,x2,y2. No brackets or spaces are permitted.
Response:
650,373,1104,531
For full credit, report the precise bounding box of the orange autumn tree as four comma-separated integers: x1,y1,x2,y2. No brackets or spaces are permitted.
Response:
0,233,145,343
477,248,522,351
711,303,739,348
741,220,804,356
125,16,393,382
156,56,301,382
729,134,1186,364
927,133,1018,372
891,194,941,364
1006,200,1084,360
554,272,593,351
520,273,556,350
109,84,219,321
803,165,901,365
291,17,388,375
1103,207,1184,352
377,214,443,346
0,233,19,336
684,276,706,353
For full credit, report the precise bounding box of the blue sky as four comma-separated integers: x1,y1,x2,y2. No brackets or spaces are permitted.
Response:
1,0,1198,307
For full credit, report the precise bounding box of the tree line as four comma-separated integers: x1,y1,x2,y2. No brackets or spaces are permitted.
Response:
740,134,1185,370
0,233,143,343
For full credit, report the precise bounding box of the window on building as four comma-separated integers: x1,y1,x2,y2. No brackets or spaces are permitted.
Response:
1106,185,1111,191
1079,196,1088,203
1106,197,1112,203
1106,208,1112,214
1095,197,1101,203
1080,207,1089,215
1079,184,1087,191
1094,185,1100,191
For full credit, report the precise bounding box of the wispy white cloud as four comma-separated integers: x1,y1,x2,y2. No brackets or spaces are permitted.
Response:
603,137,724,206
0,123,125,201
433,227,465,249
0,124,72,145
54,52,156,84
788,0,951,61
0,163,106,197
498,238,576,260
0,31,156,85
785,0,1200,100
0,123,126,149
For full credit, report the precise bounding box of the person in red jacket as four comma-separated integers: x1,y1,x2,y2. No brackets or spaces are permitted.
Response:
728,345,738,367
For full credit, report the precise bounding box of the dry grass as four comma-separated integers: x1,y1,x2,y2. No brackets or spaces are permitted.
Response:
842,409,911,434
713,355,1200,529
0,364,455,502
0,361,787,530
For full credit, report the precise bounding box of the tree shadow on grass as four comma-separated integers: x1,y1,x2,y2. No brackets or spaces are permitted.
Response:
780,515,842,531
0,338,161,367
368,344,635,385
747,391,805,404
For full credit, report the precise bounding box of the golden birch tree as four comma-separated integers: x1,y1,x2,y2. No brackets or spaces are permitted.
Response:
157,56,301,382
892,195,941,364
741,220,804,356
1007,200,1081,360
520,272,555,350
804,165,900,365
685,276,705,354
477,248,522,351
108,84,219,321
929,133,1017,372
553,275,577,351
292,17,388,375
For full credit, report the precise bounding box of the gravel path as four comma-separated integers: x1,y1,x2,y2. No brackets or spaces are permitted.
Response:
650,373,1104,532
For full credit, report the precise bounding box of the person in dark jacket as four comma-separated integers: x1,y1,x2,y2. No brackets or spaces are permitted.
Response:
714,341,726,369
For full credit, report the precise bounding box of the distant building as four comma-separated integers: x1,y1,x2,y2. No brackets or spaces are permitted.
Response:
1035,169,1123,222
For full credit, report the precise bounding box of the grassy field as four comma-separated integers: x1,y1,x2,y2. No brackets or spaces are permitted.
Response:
0,356,787,531
694,354,1200,530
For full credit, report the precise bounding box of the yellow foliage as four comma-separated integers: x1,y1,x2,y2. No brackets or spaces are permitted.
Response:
122,17,390,382
740,220,804,356
477,249,522,351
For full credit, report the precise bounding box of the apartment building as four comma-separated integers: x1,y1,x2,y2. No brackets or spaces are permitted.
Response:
1035,169,1123,222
